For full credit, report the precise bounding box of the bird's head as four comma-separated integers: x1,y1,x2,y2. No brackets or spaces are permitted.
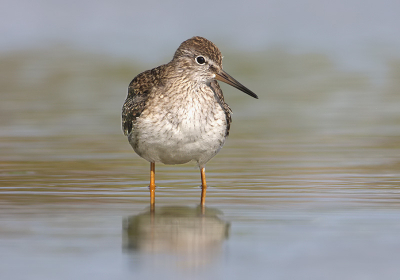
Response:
172,36,258,99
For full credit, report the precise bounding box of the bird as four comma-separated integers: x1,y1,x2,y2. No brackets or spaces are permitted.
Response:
122,36,257,209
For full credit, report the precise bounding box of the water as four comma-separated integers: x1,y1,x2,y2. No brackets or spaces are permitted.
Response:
1,11,400,277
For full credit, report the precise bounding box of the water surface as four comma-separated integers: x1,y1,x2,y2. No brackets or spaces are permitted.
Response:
1,48,400,280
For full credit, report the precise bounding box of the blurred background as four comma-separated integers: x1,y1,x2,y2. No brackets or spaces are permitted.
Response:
1,0,400,139
1,0,400,279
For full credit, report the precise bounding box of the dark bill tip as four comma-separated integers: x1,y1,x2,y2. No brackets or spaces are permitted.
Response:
215,70,258,99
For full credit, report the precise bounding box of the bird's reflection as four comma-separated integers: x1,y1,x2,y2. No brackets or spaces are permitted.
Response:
123,205,230,268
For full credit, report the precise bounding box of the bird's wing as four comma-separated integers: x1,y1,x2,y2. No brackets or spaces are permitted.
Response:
210,80,232,136
122,66,165,136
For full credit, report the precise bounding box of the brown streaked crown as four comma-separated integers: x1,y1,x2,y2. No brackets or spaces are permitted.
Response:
173,36,223,66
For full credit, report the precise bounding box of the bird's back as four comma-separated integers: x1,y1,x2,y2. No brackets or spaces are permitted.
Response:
122,65,168,136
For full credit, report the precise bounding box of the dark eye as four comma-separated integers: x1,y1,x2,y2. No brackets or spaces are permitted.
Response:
195,56,206,65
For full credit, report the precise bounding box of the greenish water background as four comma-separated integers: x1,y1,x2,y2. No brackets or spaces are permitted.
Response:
1,1,400,279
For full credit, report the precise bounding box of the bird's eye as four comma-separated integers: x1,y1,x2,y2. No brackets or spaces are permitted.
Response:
195,56,206,65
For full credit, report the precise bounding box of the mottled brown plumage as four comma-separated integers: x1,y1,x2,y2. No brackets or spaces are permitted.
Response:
122,67,167,136
122,65,232,138
122,36,257,208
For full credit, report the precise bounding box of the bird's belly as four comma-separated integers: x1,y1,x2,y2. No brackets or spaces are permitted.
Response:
129,107,227,167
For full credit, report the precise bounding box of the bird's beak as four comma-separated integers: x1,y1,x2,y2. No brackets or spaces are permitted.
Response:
215,70,258,99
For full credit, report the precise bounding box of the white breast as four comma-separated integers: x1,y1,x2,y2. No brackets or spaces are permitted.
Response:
129,83,228,167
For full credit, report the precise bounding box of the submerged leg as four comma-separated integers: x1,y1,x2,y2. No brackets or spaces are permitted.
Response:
149,162,156,210
200,167,207,206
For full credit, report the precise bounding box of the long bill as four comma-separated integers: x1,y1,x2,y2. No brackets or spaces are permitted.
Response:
215,70,258,99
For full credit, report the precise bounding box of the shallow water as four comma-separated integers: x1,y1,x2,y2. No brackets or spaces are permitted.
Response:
1,48,400,280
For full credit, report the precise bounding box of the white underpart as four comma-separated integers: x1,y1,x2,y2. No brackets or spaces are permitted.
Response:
128,81,227,168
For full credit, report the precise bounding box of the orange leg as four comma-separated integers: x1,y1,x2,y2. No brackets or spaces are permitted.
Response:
149,162,156,211
200,167,207,207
